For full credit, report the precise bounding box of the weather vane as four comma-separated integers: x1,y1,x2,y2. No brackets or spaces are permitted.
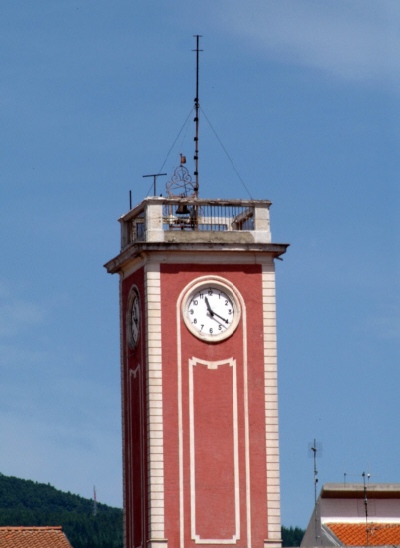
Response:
166,154,196,198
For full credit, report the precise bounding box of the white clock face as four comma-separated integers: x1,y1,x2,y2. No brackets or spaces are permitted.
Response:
129,291,140,348
183,281,240,342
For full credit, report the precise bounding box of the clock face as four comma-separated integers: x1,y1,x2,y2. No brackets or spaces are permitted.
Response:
129,290,140,348
182,280,240,342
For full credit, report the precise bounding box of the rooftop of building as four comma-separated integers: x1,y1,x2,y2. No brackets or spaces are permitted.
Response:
0,526,73,548
325,522,400,546
105,195,289,274
301,483,400,547
321,483,400,499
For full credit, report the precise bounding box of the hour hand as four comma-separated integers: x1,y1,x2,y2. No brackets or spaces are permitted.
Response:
204,296,214,316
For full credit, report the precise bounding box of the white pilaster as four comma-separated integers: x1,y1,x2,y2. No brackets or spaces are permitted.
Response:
145,261,166,544
262,260,282,546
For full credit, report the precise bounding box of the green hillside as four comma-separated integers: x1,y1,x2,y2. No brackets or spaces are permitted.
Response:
0,473,122,548
0,472,303,547
281,525,305,546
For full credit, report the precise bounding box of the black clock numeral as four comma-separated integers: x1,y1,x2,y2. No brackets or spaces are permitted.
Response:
218,324,222,331
193,299,198,306
190,309,194,315
225,299,228,305
228,309,232,315
209,328,213,334
193,318,197,324
200,324,204,331
199,293,204,299
208,289,213,296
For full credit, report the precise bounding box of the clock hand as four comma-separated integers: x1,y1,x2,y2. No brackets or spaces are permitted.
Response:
211,311,229,324
204,296,214,316
205,297,229,324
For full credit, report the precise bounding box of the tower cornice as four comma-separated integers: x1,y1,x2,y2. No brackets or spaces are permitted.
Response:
104,242,289,275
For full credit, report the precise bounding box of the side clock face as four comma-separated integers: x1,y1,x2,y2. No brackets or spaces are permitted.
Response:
182,281,240,342
129,290,140,348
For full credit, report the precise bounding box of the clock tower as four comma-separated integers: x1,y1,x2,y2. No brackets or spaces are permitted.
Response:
105,188,288,548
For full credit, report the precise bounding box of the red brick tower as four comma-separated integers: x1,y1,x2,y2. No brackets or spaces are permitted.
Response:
105,194,288,548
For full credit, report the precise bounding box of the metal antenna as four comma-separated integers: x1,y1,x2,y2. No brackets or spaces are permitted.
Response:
363,471,369,546
308,439,321,506
192,35,202,198
344,469,374,484
142,173,167,196
308,439,322,545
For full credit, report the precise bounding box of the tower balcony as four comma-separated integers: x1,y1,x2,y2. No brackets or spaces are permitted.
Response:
119,196,272,250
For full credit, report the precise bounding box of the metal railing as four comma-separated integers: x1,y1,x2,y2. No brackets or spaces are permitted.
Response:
121,197,265,246
162,202,254,232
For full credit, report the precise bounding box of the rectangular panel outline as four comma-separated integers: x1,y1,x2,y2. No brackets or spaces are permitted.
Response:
188,357,240,544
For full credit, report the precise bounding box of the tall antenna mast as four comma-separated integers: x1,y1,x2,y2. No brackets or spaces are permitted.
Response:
311,439,318,506
309,439,322,545
193,35,202,198
363,471,369,546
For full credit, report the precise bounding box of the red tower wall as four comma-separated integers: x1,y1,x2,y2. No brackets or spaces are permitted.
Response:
121,267,148,548
160,264,269,548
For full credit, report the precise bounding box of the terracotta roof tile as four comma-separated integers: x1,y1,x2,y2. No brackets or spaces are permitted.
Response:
326,522,400,546
0,526,73,548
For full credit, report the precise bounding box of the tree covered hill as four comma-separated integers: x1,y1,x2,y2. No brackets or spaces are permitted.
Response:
0,472,303,547
0,473,122,548
281,525,305,546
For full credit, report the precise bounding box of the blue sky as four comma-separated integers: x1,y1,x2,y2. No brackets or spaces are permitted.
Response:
1,0,399,529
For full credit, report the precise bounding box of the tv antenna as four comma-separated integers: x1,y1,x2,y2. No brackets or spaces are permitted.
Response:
308,438,322,505
308,438,322,545
343,469,373,485
362,471,369,546
143,172,167,197
192,34,202,198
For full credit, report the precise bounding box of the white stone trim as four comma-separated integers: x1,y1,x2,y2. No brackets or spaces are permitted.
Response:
145,262,165,541
121,255,147,280
146,540,168,548
262,261,282,542
145,202,165,243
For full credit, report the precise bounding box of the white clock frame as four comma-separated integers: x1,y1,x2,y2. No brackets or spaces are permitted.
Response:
127,285,141,349
181,276,241,342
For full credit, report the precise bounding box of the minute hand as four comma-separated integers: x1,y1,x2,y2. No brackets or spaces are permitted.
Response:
212,311,229,324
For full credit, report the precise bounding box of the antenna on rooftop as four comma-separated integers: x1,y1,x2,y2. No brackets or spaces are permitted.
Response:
343,468,373,485
192,35,202,199
308,439,322,545
142,173,168,197
308,438,322,506
363,471,369,546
